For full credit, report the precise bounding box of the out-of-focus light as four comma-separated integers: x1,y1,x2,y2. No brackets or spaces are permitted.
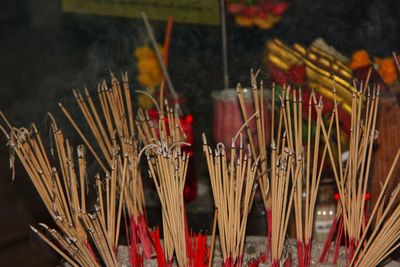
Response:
185,114,193,123
334,193,340,201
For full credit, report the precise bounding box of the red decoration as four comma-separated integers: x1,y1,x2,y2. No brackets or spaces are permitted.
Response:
270,64,307,86
288,65,306,85
227,1,289,18
150,227,171,267
333,192,370,201
334,193,340,202
147,109,197,202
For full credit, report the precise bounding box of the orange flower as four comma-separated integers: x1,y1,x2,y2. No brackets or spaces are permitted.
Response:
349,50,371,69
235,16,253,27
376,58,397,85
253,15,281,29
134,45,163,59
138,71,162,87
138,59,160,73
134,45,163,87
134,46,155,59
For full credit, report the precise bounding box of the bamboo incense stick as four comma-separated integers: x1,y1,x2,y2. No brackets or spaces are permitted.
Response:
203,132,259,266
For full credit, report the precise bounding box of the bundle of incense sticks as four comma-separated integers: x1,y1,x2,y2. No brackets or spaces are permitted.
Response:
317,81,400,266
318,83,374,264
58,73,152,259
275,86,334,267
350,151,400,267
143,136,190,266
237,75,335,266
137,99,211,266
123,144,151,265
236,72,272,262
203,133,259,267
136,98,187,265
58,78,209,266
137,105,209,267
236,71,269,209
0,114,130,267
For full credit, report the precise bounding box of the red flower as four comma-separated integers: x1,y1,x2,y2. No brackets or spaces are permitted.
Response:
288,64,306,84
271,2,289,16
241,6,261,17
271,67,288,85
227,3,245,14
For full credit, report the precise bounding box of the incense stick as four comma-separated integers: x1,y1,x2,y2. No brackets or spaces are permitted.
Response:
203,133,259,266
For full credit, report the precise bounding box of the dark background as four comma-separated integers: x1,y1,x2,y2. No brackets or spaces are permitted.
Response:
1,0,400,266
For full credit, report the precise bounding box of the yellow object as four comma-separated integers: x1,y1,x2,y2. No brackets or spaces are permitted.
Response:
134,45,163,108
134,45,163,88
138,72,161,88
138,60,161,74
265,38,355,114
134,46,156,60
253,15,280,29
349,50,371,70
235,16,253,27
375,58,397,85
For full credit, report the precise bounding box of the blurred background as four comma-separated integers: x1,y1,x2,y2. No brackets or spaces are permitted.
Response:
1,0,400,266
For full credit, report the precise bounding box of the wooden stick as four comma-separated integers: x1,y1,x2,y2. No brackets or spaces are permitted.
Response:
30,226,80,267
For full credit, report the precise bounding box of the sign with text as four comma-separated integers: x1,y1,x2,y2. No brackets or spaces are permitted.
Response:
63,0,220,26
